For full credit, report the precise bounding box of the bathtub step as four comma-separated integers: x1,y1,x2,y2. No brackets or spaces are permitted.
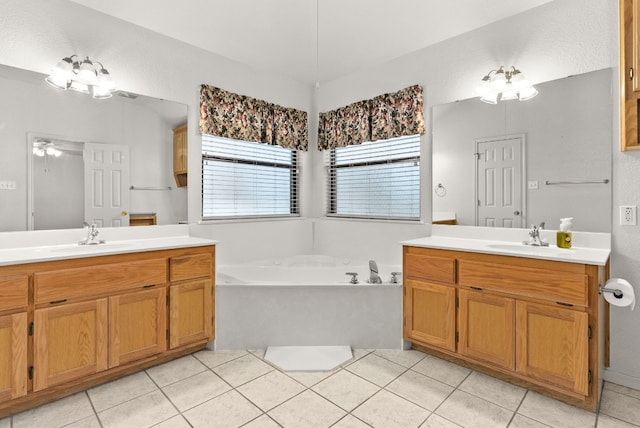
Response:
264,345,352,372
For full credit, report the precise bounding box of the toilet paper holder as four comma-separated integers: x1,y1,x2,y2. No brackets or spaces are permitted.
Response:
599,285,624,299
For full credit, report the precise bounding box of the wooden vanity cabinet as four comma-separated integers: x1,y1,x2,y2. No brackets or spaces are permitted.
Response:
173,124,188,186
403,245,605,410
0,245,215,417
0,275,28,403
620,0,640,150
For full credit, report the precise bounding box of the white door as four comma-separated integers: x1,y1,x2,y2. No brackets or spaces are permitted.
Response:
84,143,130,227
475,135,525,228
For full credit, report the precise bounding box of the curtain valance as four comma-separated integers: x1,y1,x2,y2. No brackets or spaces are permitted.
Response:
199,85,308,151
317,85,424,150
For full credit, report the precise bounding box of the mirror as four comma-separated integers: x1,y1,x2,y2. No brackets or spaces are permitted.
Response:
432,68,612,232
0,63,188,231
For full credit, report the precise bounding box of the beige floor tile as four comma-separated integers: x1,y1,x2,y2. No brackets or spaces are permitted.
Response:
152,415,192,428
98,390,178,428
0,418,9,428
604,382,640,401
237,370,306,411
146,355,207,387
63,414,102,428
374,349,426,368
458,371,526,411
213,353,274,387
599,388,640,426
420,414,463,428
596,414,639,428
163,370,232,412
183,389,262,428
268,389,346,428
508,414,551,428
242,414,281,428
312,369,380,411
88,371,158,412
249,349,266,359
411,355,471,387
386,369,454,411
12,392,95,428
346,353,406,387
193,349,248,369
332,414,372,428
285,368,338,387
435,390,513,428
518,391,596,428
352,389,430,428
340,349,373,367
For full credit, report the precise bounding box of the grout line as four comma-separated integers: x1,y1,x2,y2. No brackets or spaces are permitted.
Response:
82,390,104,428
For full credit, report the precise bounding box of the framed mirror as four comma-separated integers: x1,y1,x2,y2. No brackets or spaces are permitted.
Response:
432,68,613,232
0,63,188,231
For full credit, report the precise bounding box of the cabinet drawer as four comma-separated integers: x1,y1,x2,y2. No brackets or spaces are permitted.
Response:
459,260,587,306
405,253,456,284
170,253,212,282
34,259,167,304
0,275,28,312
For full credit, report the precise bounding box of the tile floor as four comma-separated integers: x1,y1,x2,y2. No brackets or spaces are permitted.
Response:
1,348,639,428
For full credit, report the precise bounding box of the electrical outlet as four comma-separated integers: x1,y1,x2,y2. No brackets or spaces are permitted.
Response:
0,181,16,190
620,205,637,226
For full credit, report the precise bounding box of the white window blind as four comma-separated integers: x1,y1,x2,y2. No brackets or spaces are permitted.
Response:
326,135,420,220
202,134,298,219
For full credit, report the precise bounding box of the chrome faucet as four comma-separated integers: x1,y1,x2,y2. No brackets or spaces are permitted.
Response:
368,260,382,284
523,222,548,246
79,222,105,245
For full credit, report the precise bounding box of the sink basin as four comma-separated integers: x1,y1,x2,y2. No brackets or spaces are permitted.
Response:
487,243,574,254
48,242,134,253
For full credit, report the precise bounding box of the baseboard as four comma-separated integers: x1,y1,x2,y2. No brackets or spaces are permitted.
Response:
603,368,640,390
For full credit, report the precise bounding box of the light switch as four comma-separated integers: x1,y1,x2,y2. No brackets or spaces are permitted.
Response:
528,180,539,190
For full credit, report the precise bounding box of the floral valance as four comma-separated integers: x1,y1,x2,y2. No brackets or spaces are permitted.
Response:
200,85,308,151
317,85,424,150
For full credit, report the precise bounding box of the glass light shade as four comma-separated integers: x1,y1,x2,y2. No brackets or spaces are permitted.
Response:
518,85,539,101
475,76,491,96
45,146,62,157
480,91,498,104
501,84,519,101
510,72,530,91
76,57,98,85
45,74,70,90
33,147,45,157
97,69,116,91
69,80,90,94
92,85,113,99
490,70,507,91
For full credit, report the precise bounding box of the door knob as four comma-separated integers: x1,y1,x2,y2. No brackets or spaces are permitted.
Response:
121,210,128,216
513,211,521,216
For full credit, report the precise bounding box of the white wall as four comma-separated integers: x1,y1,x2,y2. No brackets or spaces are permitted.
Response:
433,69,613,232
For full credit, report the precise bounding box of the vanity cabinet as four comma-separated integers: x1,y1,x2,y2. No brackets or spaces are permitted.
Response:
620,0,640,150
0,275,28,403
0,244,215,417
403,245,605,410
173,124,188,186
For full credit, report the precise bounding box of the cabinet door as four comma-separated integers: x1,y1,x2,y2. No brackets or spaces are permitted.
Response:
170,279,213,349
34,299,108,391
0,312,27,402
458,289,515,370
404,279,456,351
109,287,167,367
515,301,589,395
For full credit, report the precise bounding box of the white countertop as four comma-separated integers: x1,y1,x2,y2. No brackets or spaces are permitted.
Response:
0,225,216,266
402,225,610,266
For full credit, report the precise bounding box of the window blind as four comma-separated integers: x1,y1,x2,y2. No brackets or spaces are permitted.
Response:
326,135,420,220
202,134,298,219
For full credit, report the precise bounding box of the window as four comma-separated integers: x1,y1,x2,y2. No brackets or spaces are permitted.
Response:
326,135,421,220
202,135,298,219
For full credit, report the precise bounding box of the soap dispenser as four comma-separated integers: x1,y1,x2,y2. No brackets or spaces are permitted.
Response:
557,218,573,249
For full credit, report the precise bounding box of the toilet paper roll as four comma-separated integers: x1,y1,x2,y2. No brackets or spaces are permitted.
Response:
603,278,636,310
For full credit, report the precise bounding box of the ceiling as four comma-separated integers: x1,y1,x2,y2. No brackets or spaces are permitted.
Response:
69,0,552,85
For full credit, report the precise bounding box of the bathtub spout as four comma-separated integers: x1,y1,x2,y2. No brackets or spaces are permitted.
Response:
369,260,382,284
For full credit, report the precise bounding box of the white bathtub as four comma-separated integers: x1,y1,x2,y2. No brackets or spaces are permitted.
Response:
214,254,403,350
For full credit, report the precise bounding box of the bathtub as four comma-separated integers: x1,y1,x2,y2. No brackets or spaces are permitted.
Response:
214,254,403,350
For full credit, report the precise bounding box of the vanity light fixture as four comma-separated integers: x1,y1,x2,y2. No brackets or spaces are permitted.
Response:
45,54,117,99
476,66,538,104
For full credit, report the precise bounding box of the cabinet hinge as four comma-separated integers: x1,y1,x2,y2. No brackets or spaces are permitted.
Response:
588,369,592,384
588,325,592,339
28,322,34,336
403,287,406,297
28,366,34,380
